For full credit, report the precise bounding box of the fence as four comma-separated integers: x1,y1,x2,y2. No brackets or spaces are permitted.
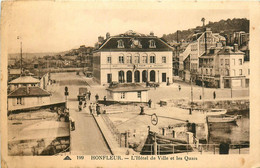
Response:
141,143,249,155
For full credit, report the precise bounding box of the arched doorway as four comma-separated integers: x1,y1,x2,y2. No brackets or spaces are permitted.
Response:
134,70,140,83
142,70,147,82
127,71,132,83
150,70,155,82
118,70,124,83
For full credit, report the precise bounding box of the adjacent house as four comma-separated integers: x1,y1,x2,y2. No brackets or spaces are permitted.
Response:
93,30,173,85
8,86,51,111
9,75,40,92
198,44,247,88
106,83,148,103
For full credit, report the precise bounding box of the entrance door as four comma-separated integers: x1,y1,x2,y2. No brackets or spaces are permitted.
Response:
107,74,112,83
127,71,132,83
150,70,155,82
134,70,140,83
162,73,166,82
118,71,124,83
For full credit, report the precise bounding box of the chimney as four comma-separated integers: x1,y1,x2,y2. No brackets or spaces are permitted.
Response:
234,44,238,52
150,31,154,36
98,36,104,44
106,32,110,39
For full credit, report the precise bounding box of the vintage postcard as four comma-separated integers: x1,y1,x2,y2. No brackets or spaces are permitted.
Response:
1,1,260,168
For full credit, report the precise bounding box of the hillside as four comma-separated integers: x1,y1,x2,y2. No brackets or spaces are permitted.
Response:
162,18,249,43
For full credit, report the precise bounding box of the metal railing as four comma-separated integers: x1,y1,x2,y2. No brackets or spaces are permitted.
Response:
141,143,249,155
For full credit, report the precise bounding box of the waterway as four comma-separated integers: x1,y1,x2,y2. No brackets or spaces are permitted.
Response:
208,110,249,145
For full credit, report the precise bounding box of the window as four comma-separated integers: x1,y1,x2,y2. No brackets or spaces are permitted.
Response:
239,59,243,65
206,69,208,74
220,59,223,66
119,56,124,64
150,56,155,63
239,69,243,75
121,92,125,99
225,69,229,76
126,55,132,64
225,59,229,65
232,69,236,76
117,40,124,48
142,55,148,63
107,56,111,63
162,56,166,63
137,91,141,98
149,40,156,48
134,55,140,64
210,69,212,75
232,59,235,65
17,98,23,105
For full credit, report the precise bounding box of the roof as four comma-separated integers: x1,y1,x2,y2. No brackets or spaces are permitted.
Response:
95,31,173,52
9,76,40,84
106,83,149,92
217,47,245,55
8,87,51,98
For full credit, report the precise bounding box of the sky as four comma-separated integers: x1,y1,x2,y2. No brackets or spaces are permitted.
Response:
2,1,249,54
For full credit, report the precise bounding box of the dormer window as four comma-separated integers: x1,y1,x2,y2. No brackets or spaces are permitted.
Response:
149,40,156,48
117,40,124,48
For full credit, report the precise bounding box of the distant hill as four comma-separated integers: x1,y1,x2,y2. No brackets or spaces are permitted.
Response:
8,52,58,60
162,18,249,43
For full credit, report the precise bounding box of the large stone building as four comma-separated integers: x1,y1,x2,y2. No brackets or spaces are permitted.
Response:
93,30,173,85
179,28,226,81
198,45,248,88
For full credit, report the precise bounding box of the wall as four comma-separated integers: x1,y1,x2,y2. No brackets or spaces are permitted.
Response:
8,96,51,110
110,91,148,102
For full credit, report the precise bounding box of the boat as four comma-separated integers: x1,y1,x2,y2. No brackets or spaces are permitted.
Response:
206,109,227,116
207,115,238,123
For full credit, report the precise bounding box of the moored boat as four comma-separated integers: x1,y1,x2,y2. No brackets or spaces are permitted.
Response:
206,109,227,116
207,115,238,123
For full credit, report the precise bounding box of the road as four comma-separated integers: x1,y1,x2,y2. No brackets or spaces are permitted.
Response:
49,72,111,155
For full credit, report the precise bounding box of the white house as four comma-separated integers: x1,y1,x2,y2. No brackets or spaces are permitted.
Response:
8,86,51,111
106,83,148,103
9,75,40,91
93,30,173,85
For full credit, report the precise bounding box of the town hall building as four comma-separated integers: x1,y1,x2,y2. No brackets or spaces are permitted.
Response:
93,30,173,85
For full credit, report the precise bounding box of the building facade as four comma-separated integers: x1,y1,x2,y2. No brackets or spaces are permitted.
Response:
179,28,226,81
8,86,51,111
93,30,173,85
198,45,247,88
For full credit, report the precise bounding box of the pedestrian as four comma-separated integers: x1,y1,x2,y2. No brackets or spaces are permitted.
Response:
92,103,96,114
83,102,87,108
104,96,107,106
88,91,91,100
200,95,202,100
78,101,82,111
89,103,92,114
140,106,145,115
213,91,216,99
69,116,75,130
96,103,100,116
178,85,181,91
148,99,152,108
95,94,99,102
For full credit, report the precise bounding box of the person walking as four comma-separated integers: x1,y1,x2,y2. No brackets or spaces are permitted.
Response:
88,91,91,100
89,103,92,114
96,103,100,116
140,106,145,115
178,85,181,91
148,99,152,108
95,94,99,102
91,103,96,114
213,91,216,99
104,96,107,106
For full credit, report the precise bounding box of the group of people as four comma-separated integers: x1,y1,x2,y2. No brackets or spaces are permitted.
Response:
88,102,101,116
